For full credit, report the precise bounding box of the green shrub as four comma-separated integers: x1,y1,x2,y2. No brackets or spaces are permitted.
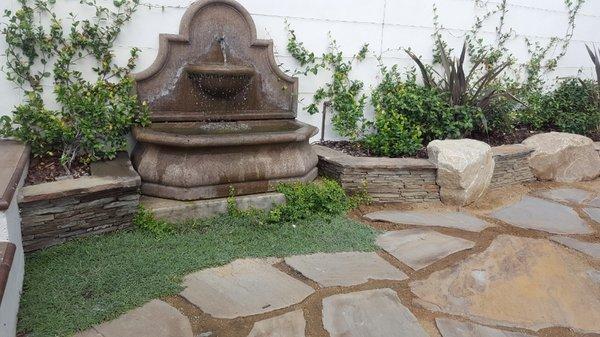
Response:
364,66,478,157
133,206,174,236
543,78,600,135
0,0,149,174
267,179,364,223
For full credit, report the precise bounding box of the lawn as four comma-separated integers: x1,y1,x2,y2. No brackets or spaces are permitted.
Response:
18,214,377,337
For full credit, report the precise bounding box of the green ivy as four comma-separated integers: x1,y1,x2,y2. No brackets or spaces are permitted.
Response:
0,0,149,174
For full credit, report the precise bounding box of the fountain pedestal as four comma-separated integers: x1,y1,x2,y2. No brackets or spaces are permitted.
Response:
131,0,317,200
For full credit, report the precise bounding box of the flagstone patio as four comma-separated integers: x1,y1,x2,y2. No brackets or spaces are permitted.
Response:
75,184,600,337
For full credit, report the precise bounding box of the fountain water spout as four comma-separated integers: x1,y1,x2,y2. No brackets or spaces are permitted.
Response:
217,36,227,64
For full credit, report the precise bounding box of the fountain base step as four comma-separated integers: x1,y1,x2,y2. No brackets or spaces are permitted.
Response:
140,167,318,201
141,192,286,222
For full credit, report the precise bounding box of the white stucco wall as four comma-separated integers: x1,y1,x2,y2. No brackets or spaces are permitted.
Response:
1,0,600,140
0,170,26,337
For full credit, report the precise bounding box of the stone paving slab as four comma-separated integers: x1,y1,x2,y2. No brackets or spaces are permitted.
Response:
551,236,600,259
365,210,492,232
410,235,600,334
584,207,600,223
377,229,475,270
322,288,429,337
74,300,193,337
490,196,593,234
436,318,534,337
533,188,593,205
284,252,407,287
180,259,314,319
247,310,305,337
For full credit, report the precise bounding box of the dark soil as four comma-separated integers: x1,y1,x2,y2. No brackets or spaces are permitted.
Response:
26,156,90,185
316,140,428,159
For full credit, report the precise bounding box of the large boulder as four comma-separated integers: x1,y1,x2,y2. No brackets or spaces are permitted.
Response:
522,132,600,182
427,139,494,206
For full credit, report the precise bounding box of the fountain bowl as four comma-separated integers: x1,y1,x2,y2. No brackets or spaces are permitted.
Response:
186,63,255,98
132,119,318,200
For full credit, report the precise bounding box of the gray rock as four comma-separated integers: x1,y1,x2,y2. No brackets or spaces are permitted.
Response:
285,252,407,287
436,318,534,337
247,310,305,337
534,188,593,204
411,235,600,334
551,236,600,259
364,210,491,232
376,229,475,270
180,259,314,319
74,300,193,337
322,288,429,337
490,196,592,234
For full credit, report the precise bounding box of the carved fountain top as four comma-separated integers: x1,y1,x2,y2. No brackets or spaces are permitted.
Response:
134,0,298,122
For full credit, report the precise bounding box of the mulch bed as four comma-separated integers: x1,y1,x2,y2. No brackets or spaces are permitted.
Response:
316,140,428,159
26,156,90,186
316,128,560,159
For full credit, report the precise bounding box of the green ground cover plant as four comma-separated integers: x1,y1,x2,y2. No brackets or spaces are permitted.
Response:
19,180,375,336
19,214,376,337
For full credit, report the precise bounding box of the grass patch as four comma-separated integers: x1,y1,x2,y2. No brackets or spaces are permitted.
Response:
18,214,377,337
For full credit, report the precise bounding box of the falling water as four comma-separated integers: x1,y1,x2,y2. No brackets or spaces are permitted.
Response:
217,36,227,64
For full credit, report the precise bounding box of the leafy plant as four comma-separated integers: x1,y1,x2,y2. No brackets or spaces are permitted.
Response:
133,205,174,236
0,0,149,174
586,44,600,86
365,67,478,157
287,26,368,140
267,179,363,223
406,41,511,111
543,78,600,135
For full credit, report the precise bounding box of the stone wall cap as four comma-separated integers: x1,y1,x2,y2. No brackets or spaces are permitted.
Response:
313,145,435,170
20,153,140,204
0,241,16,306
492,144,534,157
312,145,351,160
0,140,30,211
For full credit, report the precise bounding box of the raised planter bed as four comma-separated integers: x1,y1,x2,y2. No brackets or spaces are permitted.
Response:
314,142,537,204
490,144,536,188
313,145,440,203
18,153,141,252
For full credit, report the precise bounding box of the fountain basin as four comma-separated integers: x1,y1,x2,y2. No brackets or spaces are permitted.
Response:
132,120,318,200
186,63,255,98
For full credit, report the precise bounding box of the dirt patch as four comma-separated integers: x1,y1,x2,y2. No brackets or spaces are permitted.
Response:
26,155,90,185
315,140,428,159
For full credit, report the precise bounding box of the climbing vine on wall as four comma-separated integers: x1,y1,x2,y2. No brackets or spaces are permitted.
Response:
1,0,149,173
286,25,369,140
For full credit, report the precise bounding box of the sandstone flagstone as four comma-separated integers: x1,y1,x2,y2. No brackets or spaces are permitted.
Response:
490,196,592,234
322,288,429,337
376,229,475,270
284,252,407,287
584,207,600,224
436,318,534,337
410,235,600,334
74,300,193,337
247,310,305,337
180,259,314,319
551,236,600,259
364,210,491,232
534,188,593,204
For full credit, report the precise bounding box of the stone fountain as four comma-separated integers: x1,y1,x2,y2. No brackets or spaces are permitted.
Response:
132,0,318,200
